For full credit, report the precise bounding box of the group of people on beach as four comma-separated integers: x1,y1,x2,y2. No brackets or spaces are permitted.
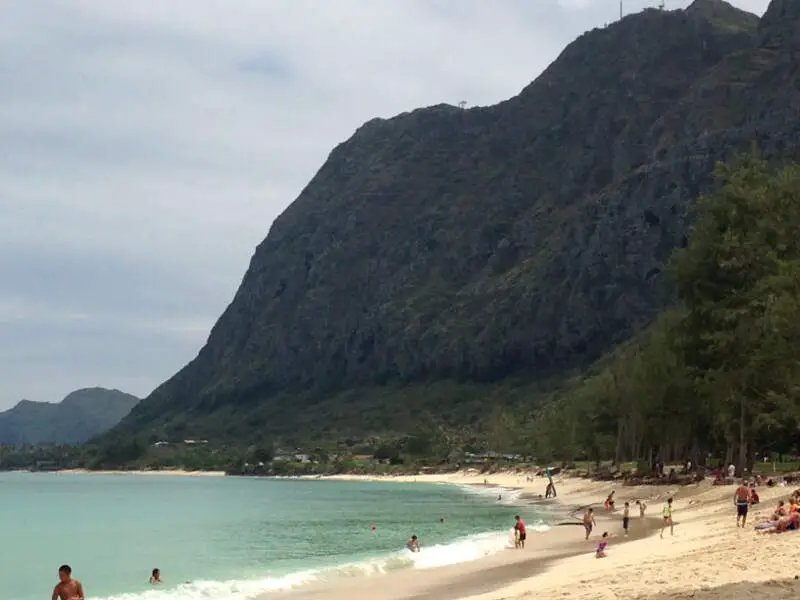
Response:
756,487,800,533
582,491,673,557
50,565,162,599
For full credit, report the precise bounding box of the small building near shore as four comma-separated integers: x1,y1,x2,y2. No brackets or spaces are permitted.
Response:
32,460,59,471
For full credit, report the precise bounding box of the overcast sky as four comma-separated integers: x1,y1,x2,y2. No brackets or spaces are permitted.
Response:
0,0,770,408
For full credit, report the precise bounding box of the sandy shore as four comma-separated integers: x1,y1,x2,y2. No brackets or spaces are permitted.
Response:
276,470,800,600
56,468,227,476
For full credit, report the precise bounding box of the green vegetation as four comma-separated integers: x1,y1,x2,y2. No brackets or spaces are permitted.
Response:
525,156,800,474
0,388,139,445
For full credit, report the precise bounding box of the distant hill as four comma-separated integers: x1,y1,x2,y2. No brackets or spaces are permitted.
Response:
109,0,800,442
0,388,140,445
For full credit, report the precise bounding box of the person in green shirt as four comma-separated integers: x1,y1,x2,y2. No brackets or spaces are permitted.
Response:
660,497,674,538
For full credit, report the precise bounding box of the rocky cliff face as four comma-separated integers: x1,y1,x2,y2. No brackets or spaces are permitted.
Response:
116,0,800,440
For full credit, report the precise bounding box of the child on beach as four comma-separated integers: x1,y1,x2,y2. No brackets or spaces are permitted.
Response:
636,500,647,517
660,497,674,538
595,532,613,558
583,508,596,540
623,502,630,536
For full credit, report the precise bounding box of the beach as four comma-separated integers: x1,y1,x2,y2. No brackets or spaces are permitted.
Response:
281,471,800,600
9,468,800,600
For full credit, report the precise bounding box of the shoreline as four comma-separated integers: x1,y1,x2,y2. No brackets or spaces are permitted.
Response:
52,468,227,477
14,467,800,599
270,471,800,600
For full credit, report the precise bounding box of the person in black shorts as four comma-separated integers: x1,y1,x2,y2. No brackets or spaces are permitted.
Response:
735,482,750,527
622,501,630,536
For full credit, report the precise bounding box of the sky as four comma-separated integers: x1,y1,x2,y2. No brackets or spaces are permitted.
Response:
0,0,770,409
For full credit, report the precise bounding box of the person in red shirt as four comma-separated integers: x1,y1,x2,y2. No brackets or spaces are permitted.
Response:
514,515,527,549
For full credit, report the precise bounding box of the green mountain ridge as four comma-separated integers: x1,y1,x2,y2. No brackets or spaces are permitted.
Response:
109,0,800,444
0,388,140,445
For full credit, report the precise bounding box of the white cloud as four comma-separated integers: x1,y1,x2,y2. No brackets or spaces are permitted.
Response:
0,0,771,407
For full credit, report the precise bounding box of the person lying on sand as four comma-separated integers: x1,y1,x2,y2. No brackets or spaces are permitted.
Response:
583,508,596,540
52,565,84,600
756,512,800,533
595,532,614,558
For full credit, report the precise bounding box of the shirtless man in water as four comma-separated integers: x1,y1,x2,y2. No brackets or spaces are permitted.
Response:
52,565,84,600
735,481,751,528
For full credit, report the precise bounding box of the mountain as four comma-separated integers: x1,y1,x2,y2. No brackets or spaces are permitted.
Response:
111,0,800,443
0,388,140,445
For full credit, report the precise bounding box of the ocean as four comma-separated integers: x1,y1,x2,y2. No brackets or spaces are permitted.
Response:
2,472,550,600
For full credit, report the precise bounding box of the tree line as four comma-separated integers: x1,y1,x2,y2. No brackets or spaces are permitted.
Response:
519,155,800,474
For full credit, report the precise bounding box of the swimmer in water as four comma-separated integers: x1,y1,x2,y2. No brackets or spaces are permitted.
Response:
52,565,84,600
407,535,421,552
149,568,162,584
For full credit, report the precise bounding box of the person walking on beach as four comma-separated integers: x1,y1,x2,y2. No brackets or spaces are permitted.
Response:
622,502,630,536
660,498,674,538
735,481,751,528
514,515,527,549
52,565,84,600
583,508,596,540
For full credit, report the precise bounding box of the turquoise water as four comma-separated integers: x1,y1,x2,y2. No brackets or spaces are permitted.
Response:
2,473,549,600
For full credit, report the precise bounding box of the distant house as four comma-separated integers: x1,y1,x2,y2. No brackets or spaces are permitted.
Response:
273,453,312,463
153,441,169,447
33,460,59,471
183,439,209,445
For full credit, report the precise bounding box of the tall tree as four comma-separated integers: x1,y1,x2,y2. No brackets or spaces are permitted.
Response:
671,156,800,474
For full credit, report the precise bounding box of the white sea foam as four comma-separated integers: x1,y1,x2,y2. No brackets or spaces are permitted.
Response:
93,483,551,600
93,529,538,600
455,482,523,504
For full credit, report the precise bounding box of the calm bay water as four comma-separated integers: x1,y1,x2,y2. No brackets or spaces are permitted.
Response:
2,472,548,600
